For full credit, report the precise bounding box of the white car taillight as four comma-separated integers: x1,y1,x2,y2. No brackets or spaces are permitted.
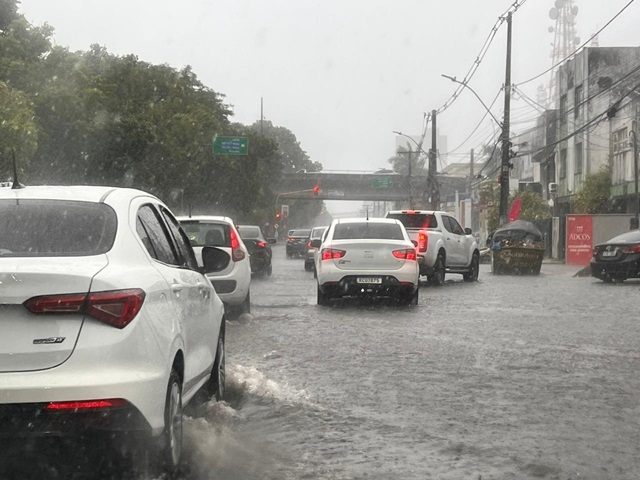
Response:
418,231,428,253
392,249,417,260
321,248,346,260
230,228,245,261
24,289,146,329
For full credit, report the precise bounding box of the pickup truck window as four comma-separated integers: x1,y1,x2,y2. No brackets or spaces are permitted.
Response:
386,213,437,229
333,223,404,240
443,216,465,235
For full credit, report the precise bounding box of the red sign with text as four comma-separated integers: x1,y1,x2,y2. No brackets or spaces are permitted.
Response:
566,215,593,265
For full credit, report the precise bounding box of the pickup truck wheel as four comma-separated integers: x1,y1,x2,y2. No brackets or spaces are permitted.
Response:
430,254,445,286
463,252,479,282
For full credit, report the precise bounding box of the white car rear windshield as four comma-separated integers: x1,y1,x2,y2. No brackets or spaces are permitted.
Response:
181,221,231,247
333,223,404,240
0,200,117,257
386,213,438,229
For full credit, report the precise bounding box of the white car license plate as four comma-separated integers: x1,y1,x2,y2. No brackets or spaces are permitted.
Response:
602,250,617,257
357,277,382,285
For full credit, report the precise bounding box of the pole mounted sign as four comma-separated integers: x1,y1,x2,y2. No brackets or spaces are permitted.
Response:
213,136,249,155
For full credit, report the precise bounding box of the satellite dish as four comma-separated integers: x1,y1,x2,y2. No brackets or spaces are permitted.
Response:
572,6,579,15
548,26,555,33
549,7,559,19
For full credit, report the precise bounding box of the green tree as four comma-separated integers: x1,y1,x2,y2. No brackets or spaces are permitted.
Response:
0,81,38,179
480,181,550,233
573,166,613,214
248,120,322,173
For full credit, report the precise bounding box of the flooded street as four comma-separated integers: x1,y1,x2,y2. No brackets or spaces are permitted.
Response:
180,244,640,480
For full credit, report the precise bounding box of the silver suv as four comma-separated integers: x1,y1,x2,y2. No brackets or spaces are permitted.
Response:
305,226,328,274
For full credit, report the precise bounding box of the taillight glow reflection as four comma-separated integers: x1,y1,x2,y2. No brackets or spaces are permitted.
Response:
45,398,128,411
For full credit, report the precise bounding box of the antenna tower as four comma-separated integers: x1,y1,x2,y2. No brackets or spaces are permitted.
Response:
544,0,581,108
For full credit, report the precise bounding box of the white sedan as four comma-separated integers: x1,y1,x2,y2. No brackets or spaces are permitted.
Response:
0,185,227,475
314,218,419,306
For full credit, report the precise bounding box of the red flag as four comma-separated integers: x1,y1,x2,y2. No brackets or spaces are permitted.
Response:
508,197,522,222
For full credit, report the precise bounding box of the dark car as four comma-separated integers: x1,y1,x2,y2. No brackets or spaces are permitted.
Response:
286,228,311,258
238,225,274,276
591,229,640,283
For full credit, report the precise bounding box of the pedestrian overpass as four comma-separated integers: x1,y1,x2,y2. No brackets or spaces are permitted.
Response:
273,171,467,205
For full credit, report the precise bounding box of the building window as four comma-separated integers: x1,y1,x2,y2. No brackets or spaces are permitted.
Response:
574,142,583,175
612,127,629,184
560,148,567,180
560,94,568,124
574,84,583,119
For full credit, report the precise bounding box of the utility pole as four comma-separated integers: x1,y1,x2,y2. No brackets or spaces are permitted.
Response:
260,97,264,135
429,109,439,210
470,148,474,231
408,146,413,208
630,113,639,230
499,12,513,226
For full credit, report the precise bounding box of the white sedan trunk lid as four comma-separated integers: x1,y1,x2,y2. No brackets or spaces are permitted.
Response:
0,257,107,373
330,240,409,271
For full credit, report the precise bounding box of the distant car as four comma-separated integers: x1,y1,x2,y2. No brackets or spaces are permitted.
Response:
591,229,640,283
237,224,274,277
314,218,419,306
0,186,227,475
305,226,328,273
286,228,311,258
179,216,252,316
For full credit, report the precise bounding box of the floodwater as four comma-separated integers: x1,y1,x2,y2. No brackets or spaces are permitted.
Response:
2,248,639,480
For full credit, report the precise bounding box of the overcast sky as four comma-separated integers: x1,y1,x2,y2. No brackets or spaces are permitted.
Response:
19,0,640,176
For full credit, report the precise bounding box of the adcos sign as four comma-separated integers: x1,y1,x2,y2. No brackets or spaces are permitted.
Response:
566,215,593,265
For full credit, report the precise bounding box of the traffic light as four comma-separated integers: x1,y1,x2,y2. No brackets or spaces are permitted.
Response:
275,212,281,220
313,185,319,196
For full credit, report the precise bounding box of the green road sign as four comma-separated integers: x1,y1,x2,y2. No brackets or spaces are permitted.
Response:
213,136,249,155
372,177,392,189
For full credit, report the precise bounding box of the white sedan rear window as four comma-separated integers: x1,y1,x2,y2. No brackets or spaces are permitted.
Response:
0,200,117,257
333,223,404,240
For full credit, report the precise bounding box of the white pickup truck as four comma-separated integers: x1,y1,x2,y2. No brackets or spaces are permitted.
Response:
385,210,480,285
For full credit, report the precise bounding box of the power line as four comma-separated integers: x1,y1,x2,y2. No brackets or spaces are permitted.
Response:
442,89,503,156
515,0,637,87
435,0,529,115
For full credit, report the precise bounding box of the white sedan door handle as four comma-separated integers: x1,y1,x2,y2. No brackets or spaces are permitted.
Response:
171,283,183,293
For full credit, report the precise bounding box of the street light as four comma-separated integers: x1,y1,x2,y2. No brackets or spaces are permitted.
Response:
441,75,502,128
392,131,430,157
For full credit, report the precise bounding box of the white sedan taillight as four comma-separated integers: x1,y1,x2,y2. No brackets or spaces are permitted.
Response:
321,248,346,260
24,289,146,329
392,249,417,260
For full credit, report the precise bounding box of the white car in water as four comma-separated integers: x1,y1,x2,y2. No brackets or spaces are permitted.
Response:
178,216,252,317
0,185,227,475
314,218,419,306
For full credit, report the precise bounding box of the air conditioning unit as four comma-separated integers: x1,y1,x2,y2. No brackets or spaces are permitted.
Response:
548,182,558,193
